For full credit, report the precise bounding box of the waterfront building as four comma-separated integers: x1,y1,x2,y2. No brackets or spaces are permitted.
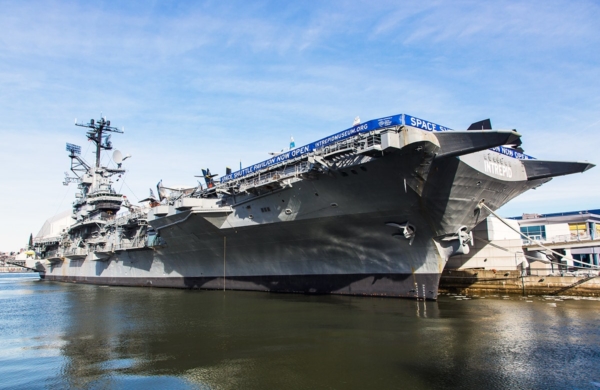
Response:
514,209,600,271
447,209,600,275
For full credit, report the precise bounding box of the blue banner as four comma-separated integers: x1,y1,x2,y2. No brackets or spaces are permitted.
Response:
403,114,453,132
220,113,534,183
490,146,535,160
220,115,403,182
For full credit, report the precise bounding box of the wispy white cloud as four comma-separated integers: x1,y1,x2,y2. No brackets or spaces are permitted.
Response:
1,0,599,250
369,1,599,47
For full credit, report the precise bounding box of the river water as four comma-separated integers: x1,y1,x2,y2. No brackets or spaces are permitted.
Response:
1,273,599,390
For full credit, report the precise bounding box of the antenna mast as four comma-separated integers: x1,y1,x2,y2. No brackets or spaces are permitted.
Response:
76,116,123,168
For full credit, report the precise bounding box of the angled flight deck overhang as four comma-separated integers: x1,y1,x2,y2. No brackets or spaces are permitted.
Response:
522,159,595,180
434,130,522,159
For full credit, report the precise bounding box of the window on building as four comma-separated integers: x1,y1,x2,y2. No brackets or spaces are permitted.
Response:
569,223,588,240
520,225,546,241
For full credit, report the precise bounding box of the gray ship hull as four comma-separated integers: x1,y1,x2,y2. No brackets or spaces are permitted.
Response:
39,152,544,300
34,117,593,300
42,208,445,299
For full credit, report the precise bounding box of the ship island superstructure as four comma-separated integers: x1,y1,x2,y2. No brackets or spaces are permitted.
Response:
29,114,594,299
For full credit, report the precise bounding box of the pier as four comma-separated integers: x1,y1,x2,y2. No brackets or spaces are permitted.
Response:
442,209,600,296
439,269,599,297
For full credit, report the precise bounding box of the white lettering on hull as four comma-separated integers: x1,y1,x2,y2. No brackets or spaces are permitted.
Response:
483,160,512,178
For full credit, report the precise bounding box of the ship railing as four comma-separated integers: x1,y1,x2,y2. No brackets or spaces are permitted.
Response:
236,161,312,192
87,195,123,203
318,131,383,157
82,242,113,254
33,237,61,245
109,209,149,227
361,133,382,149
355,132,383,153
85,215,109,223
115,240,147,251
86,237,109,245
210,128,390,194
87,190,120,197
319,137,357,157
64,247,87,256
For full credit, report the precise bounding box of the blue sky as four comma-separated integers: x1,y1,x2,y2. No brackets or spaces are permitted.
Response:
1,0,599,251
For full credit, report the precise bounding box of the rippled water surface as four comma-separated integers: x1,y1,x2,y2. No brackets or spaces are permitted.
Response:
1,273,599,389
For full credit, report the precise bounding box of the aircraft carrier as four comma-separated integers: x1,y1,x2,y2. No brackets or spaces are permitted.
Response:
28,114,594,299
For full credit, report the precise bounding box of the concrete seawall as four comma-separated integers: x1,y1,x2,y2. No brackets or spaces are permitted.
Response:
439,269,600,297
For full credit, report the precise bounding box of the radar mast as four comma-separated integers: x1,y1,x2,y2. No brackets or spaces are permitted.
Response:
76,116,124,168
65,115,128,220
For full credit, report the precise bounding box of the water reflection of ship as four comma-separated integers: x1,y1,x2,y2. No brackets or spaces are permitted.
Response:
56,286,443,388
15,277,598,389
29,114,593,300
